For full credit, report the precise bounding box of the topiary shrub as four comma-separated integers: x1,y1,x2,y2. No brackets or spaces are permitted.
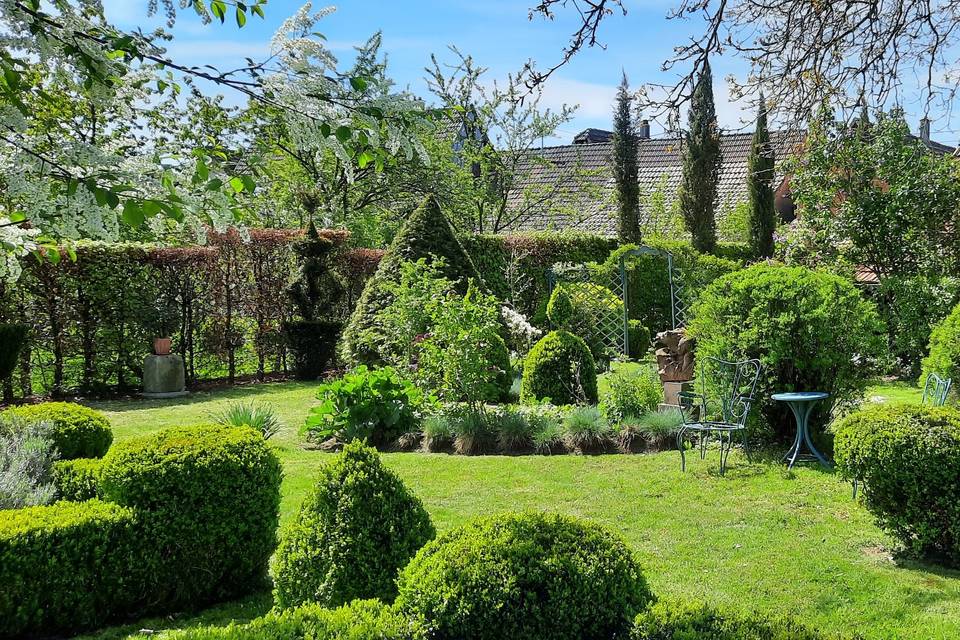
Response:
396,512,652,640
273,441,435,610
4,402,112,460
100,424,282,610
0,499,138,637
160,599,425,640
521,330,598,405
628,320,651,358
921,299,960,394
834,404,960,564
631,600,836,639
546,285,574,328
340,196,485,366
53,457,103,501
689,264,885,444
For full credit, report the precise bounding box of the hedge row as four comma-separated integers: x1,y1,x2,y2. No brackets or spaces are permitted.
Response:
0,424,282,636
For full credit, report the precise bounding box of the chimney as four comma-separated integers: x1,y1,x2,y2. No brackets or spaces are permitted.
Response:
638,119,650,139
920,117,931,144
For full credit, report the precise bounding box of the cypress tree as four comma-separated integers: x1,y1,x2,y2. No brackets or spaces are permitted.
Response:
679,59,721,253
612,72,641,243
747,92,776,257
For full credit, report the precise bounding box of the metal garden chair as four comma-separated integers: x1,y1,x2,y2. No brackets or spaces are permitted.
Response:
676,357,762,475
922,372,952,407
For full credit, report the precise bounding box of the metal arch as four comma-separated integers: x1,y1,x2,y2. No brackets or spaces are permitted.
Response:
619,246,679,357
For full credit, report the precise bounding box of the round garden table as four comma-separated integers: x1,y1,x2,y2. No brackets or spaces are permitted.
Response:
771,392,833,470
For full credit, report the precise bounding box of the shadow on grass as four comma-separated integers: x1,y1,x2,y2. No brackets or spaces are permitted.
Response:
89,381,317,414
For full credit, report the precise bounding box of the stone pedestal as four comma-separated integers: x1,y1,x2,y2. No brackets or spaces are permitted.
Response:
660,380,694,409
143,354,187,398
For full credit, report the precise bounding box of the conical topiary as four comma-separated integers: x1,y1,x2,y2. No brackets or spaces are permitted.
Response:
339,195,485,365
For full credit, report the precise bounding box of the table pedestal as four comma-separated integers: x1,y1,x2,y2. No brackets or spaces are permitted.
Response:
782,399,832,469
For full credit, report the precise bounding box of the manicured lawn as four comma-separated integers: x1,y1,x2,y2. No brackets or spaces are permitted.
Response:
80,379,960,640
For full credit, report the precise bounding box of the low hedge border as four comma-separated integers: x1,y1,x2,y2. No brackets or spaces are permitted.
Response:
53,457,104,501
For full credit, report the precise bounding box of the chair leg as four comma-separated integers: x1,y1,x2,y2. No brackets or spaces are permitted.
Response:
719,432,730,475
700,431,708,460
678,428,687,472
742,429,751,462
852,478,858,500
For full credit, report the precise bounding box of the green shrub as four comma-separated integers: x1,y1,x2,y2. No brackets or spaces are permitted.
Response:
921,300,960,393
0,499,138,636
283,320,342,380
273,442,435,610
0,415,58,509
422,414,454,452
53,457,103,501
631,600,836,639
396,512,652,640
619,411,683,452
211,401,282,440
628,320,651,358
340,196,484,366
100,424,282,610
4,401,112,459
448,406,496,454
493,405,537,451
562,405,611,453
689,264,885,443
546,284,575,329
303,366,426,447
601,368,663,423
876,276,960,376
557,281,625,366
0,323,28,380
521,330,598,405
161,599,425,640
834,404,960,563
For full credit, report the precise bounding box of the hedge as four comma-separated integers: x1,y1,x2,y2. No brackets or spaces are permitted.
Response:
631,600,840,639
53,457,103,501
521,330,599,405
835,404,960,564
4,401,113,459
0,499,138,636
921,299,960,393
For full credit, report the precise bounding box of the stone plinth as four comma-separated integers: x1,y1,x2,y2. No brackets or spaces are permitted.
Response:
143,354,187,398
661,380,694,408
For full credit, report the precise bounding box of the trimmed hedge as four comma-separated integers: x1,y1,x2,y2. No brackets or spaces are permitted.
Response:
521,330,598,405
0,499,138,636
273,442,435,609
835,404,960,564
921,300,960,393
100,424,283,610
161,600,425,640
396,512,652,640
4,402,112,459
631,600,838,639
53,457,103,501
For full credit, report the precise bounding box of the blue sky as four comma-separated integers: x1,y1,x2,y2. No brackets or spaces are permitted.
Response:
103,0,955,146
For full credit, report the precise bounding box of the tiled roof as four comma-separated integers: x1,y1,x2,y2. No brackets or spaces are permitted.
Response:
506,131,806,236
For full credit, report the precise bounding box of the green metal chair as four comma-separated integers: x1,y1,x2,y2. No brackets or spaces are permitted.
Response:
677,357,761,475
922,372,952,407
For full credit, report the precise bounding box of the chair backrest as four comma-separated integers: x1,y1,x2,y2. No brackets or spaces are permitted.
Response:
922,372,952,407
698,357,762,426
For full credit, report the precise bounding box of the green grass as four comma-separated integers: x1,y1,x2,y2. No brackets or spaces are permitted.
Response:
75,378,960,640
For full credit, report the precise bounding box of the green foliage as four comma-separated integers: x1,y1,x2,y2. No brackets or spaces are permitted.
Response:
628,320,651,357
679,59,720,253
100,424,282,610
340,196,484,365
493,405,538,451
0,416,58,509
0,499,138,637
614,73,642,243
283,320,342,380
273,442,435,609
161,599,425,640
877,275,960,375
4,402,112,460
396,512,653,640
747,95,777,258
448,406,497,455
631,600,835,639
689,264,886,443
619,411,682,452
211,402,282,440
717,201,751,244
303,366,427,447
52,457,103,502
0,323,28,380
546,285,574,329
921,300,960,391
287,221,345,322
562,405,612,453
558,281,625,365
521,330,598,405
835,404,960,564
601,368,663,423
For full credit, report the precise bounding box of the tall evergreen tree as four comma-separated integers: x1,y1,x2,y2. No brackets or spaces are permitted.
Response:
612,72,641,243
747,92,776,257
679,59,721,253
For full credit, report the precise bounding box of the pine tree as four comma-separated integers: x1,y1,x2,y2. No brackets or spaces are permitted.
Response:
679,59,721,253
612,72,641,243
747,92,776,257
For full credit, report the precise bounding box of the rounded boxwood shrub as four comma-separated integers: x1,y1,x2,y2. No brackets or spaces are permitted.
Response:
631,600,835,639
921,299,960,393
0,499,138,637
273,441,435,610
521,330,598,405
834,404,960,564
689,263,885,443
4,402,112,459
53,457,103,501
100,424,282,609
628,319,651,358
396,512,652,640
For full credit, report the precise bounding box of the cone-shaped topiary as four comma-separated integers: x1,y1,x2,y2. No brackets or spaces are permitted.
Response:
521,330,598,405
272,441,435,610
339,196,484,366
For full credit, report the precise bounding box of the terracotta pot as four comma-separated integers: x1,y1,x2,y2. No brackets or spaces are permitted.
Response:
153,337,172,356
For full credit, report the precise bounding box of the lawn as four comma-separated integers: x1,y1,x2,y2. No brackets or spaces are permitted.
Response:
80,378,960,640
